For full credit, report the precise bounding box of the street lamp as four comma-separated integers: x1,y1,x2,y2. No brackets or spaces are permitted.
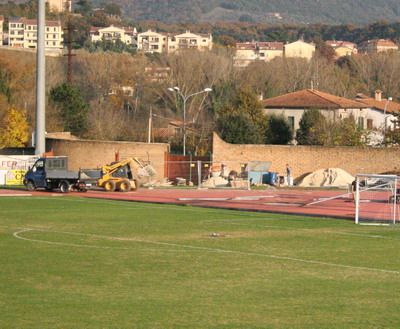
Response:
383,97,393,142
167,87,212,156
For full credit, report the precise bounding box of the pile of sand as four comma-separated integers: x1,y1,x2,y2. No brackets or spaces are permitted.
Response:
202,176,230,188
297,168,354,187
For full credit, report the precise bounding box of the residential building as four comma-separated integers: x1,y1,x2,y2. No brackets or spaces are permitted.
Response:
9,17,63,52
325,40,358,57
262,89,369,133
234,41,283,67
166,31,212,53
137,30,167,53
0,15,4,46
47,0,72,12
234,39,314,66
89,25,137,45
137,29,212,54
284,40,315,60
355,90,400,131
358,39,398,54
8,17,25,48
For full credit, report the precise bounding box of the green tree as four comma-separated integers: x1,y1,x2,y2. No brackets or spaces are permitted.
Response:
336,115,369,146
264,114,294,144
296,109,326,145
102,3,122,17
75,0,92,16
49,83,89,137
216,113,264,144
0,108,29,147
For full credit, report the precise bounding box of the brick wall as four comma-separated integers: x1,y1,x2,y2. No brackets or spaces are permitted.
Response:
46,138,169,174
212,133,400,178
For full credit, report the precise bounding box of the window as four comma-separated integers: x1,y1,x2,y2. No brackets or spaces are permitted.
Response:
288,116,295,129
358,117,364,128
46,27,49,31
53,34,56,38
367,119,373,129
53,41,56,45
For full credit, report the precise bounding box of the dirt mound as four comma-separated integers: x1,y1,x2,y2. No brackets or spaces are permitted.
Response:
297,168,354,187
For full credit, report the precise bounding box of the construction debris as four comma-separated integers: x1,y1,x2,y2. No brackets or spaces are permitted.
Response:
297,168,354,187
201,176,230,188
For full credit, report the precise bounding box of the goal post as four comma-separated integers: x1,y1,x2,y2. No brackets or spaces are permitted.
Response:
355,174,399,225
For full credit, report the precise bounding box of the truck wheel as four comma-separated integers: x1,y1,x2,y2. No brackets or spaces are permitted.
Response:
131,179,138,191
118,180,131,192
103,180,116,192
60,181,71,193
26,180,36,191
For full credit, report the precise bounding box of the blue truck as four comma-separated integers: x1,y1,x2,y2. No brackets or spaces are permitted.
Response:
23,156,100,193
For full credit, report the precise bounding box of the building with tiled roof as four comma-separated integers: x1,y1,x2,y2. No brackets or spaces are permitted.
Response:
262,89,369,133
8,17,63,52
355,90,400,131
0,15,4,46
89,25,137,45
137,29,212,54
325,40,358,58
358,39,398,54
234,41,284,67
284,40,315,60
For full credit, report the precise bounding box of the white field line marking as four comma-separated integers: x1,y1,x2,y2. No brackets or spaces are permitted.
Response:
211,220,400,241
13,229,191,253
11,228,400,275
0,194,32,196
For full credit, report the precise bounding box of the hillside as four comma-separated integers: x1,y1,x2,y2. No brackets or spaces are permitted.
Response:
91,0,400,25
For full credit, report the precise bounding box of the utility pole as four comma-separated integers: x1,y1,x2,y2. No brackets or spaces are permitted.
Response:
63,2,75,84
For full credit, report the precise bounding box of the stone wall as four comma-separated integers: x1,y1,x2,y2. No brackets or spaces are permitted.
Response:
46,138,169,172
212,133,400,178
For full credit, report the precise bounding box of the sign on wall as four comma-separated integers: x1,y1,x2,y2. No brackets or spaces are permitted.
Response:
5,170,27,185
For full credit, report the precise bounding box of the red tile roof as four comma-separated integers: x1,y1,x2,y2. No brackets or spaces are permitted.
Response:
262,89,368,109
24,19,61,27
258,42,284,50
325,40,357,48
355,94,400,114
236,43,257,50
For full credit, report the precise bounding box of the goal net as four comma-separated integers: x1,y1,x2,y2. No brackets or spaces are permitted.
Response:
355,174,400,225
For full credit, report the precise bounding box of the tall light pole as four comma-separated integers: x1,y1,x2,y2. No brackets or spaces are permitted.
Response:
383,97,393,143
167,87,212,156
35,0,46,156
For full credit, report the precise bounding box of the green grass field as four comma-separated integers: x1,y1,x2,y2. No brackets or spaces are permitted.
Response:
1,196,400,328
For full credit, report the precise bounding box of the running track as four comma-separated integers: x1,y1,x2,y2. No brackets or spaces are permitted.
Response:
0,187,358,220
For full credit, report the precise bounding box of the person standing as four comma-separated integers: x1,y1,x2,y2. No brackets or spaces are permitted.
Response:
286,164,292,186
351,179,358,206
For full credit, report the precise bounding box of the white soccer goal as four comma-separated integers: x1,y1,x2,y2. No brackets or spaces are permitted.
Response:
355,174,400,225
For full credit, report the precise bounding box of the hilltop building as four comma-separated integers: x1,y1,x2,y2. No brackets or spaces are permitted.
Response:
234,39,315,67
234,42,284,67
8,17,63,53
325,40,358,57
358,39,398,54
137,29,212,54
47,0,72,12
89,25,137,45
